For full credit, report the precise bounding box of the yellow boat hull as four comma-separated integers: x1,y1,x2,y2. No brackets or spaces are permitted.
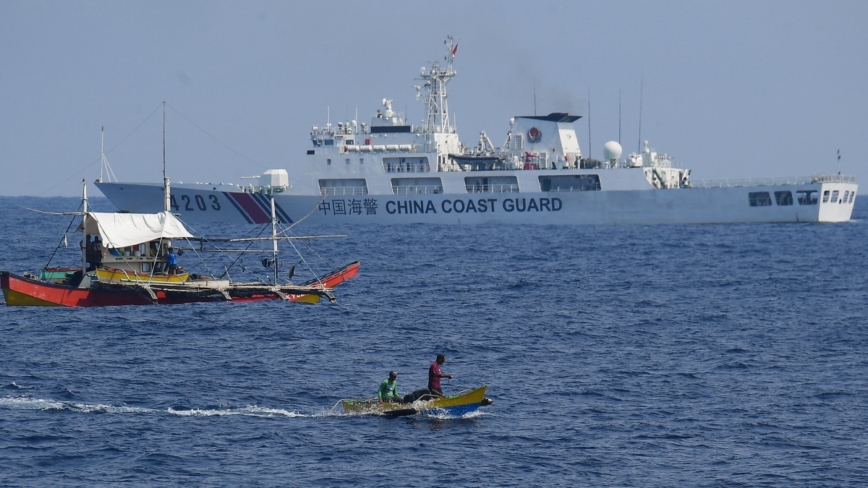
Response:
96,267,189,283
341,385,488,416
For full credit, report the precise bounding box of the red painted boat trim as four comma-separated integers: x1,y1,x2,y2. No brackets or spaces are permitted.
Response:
1,271,152,307
2,261,359,308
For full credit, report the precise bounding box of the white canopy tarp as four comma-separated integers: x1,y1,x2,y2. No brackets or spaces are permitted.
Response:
84,212,194,249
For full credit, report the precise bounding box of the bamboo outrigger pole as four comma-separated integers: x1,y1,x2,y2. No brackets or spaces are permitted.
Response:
162,101,170,213
80,179,88,286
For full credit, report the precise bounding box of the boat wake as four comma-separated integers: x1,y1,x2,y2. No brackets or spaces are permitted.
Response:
1,395,491,421
424,409,489,420
0,395,317,418
167,405,310,418
0,396,157,414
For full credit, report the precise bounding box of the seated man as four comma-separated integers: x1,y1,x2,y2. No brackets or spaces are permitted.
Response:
377,371,403,403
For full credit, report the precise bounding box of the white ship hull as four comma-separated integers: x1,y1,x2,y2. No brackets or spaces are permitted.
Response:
96,174,857,225
95,38,857,225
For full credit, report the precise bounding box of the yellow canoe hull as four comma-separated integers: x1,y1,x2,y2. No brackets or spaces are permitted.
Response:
341,385,488,416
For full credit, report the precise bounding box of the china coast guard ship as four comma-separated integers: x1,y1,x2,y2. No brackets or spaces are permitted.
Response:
97,37,857,225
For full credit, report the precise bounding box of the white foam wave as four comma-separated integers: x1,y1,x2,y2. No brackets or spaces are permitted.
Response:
423,409,490,420
167,405,310,418
70,403,158,414
1,396,337,419
0,396,65,411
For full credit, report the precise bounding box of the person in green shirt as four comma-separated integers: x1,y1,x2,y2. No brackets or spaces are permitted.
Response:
378,371,403,403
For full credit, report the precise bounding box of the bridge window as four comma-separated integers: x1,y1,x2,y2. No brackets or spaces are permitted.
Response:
797,190,818,205
748,192,772,207
823,190,830,203
831,190,839,203
539,175,601,192
318,178,368,196
465,176,519,193
384,157,430,173
391,177,443,195
850,192,856,203
774,191,793,206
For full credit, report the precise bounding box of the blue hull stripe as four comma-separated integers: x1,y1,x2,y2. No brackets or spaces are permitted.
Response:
251,193,294,224
431,403,481,417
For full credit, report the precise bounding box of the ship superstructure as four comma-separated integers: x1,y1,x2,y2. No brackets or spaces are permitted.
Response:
97,37,857,225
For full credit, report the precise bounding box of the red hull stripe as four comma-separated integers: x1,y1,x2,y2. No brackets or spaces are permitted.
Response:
228,193,271,224
251,192,293,224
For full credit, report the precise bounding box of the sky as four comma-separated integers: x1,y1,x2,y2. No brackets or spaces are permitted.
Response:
1,0,866,197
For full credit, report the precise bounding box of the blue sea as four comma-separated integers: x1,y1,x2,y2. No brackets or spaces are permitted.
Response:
1,196,867,486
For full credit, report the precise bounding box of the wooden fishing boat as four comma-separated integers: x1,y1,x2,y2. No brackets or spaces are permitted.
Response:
21,263,359,305
340,386,492,417
0,270,339,307
1,180,358,307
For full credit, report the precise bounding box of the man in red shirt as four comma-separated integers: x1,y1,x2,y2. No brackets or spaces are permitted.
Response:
428,354,454,396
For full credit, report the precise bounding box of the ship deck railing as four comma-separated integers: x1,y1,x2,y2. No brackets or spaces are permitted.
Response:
690,174,856,188
464,184,520,193
320,187,369,196
384,163,431,173
392,186,444,195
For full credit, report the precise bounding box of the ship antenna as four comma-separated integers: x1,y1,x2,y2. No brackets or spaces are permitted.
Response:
533,78,537,116
99,127,104,182
99,126,117,182
420,36,458,134
637,77,644,153
618,88,622,145
837,149,841,175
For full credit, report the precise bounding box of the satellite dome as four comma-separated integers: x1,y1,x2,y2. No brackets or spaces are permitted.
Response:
603,141,623,161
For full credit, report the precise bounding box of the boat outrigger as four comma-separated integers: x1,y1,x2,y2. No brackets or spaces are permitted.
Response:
0,179,359,307
2,104,359,308
339,386,493,418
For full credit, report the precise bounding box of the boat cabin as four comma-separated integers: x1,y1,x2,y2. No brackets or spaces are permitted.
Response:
82,211,194,283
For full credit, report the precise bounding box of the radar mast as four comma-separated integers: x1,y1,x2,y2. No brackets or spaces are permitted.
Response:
418,36,458,134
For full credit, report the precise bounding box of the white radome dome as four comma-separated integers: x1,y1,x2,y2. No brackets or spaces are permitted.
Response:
603,141,623,161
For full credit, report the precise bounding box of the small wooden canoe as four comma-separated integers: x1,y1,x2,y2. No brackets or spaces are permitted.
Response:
341,385,490,417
